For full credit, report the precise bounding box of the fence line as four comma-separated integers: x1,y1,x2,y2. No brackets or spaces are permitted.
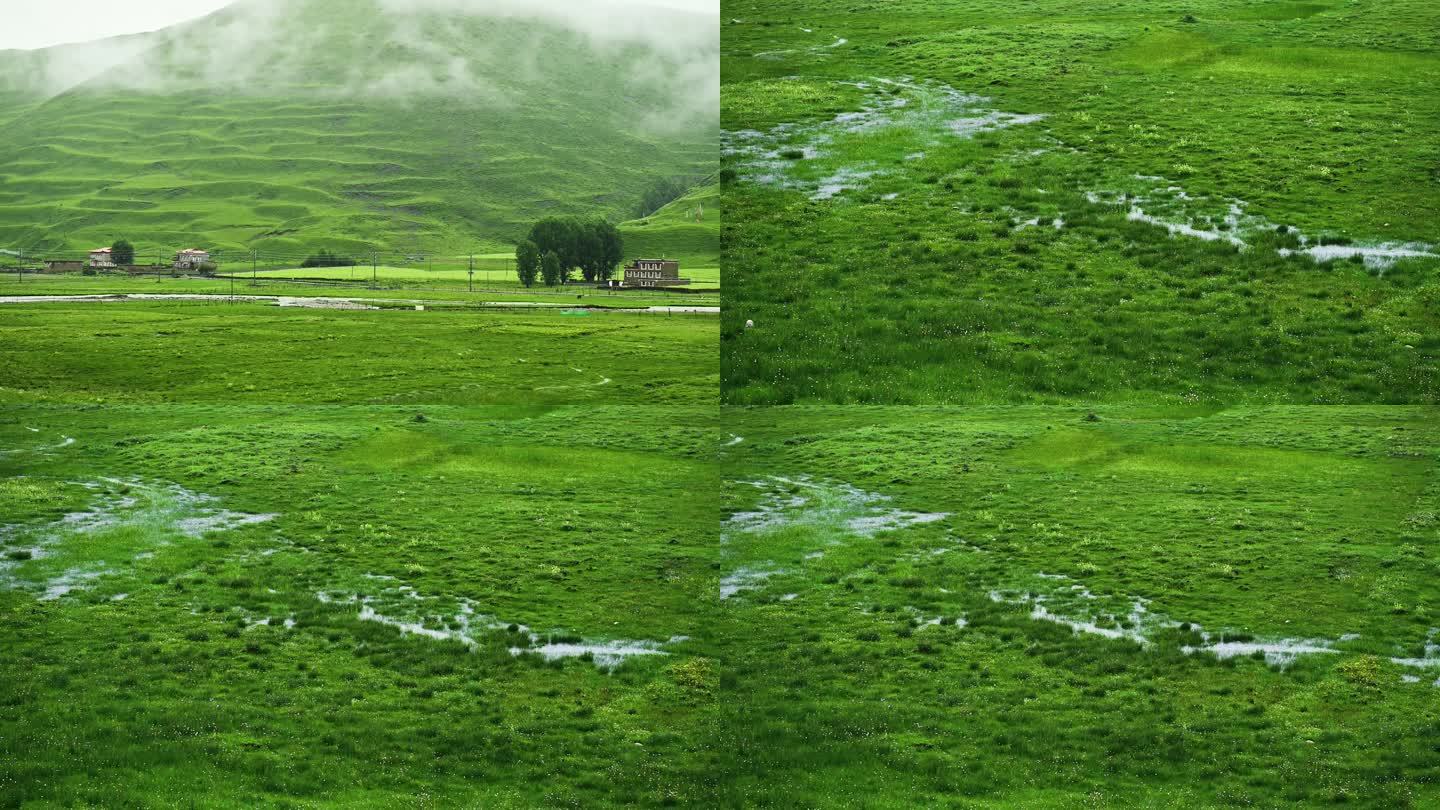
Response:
0,248,714,301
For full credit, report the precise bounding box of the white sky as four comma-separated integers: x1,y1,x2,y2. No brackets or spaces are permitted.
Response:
0,0,717,51
0,1,233,50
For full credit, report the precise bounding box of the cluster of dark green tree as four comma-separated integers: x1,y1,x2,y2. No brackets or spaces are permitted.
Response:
110,240,134,265
514,218,623,288
301,250,356,268
634,176,698,219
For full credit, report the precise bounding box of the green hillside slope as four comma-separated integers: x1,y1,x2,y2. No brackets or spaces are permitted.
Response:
619,178,719,266
0,0,718,258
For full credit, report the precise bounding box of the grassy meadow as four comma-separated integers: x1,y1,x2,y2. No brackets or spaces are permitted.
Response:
721,0,1440,405
0,271,720,308
243,263,722,290
7,0,1440,806
0,302,720,806
0,1,726,807
717,405,1440,806
716,1,1439,806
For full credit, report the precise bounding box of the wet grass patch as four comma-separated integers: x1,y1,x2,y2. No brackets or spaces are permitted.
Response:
717,404,1440,806
0,305,718,806
722,0,1440,405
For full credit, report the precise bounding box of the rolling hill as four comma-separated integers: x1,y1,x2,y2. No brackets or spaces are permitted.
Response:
0,0,718,260
619,177,719,267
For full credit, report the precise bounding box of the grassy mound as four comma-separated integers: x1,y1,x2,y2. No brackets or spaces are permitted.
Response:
620,179,720,267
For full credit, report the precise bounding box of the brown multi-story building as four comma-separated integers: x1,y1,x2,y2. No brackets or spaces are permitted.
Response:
622,258,690,287
173,248,211,270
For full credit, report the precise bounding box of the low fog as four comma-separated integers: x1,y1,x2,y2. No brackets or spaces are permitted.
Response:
3,0,717,128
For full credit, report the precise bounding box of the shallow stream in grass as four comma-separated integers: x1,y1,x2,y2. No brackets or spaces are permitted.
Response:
532,366,612,392
0,480,689,671
0,434,692,673
724,72,1433,268
0,433,76,456
1388,628,1440,685
1087,176,1438,270
989,572,1339,665
722,77,1046,200
316,585,684,670
726,468,1436,683
721,475,949,599
989,572,1437,677
0,477,275,600
754,33,848,61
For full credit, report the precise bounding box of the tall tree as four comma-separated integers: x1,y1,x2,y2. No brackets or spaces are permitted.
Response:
539,250,562,287
528,217,581,276
515,239,540,288
595,220,624,282
576,224,602,282
526,217,624,283
111,239,134,266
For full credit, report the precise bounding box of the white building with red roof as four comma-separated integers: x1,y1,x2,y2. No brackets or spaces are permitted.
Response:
87,247,114,268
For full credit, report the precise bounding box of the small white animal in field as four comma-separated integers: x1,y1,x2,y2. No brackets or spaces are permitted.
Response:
745,319,755,329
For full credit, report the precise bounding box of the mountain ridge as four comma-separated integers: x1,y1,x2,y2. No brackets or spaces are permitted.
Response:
0,0,718,257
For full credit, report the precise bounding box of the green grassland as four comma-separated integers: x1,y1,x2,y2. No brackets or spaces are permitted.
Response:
721,0,1440,405
0,269,721,307
718,405,1440,806
250,262,521,284
0,0,717,258
244,262,721,290
621,180,722,267
0,303,719,806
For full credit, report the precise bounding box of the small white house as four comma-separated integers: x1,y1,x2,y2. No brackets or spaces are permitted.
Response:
87,247,114,268
173,248,211,270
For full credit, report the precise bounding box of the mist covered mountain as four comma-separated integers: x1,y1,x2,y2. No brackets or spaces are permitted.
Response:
0,0,717,256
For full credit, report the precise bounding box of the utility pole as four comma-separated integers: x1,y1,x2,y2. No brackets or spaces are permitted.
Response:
372,253,378,286
17,248,23,283
468,254,474,292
